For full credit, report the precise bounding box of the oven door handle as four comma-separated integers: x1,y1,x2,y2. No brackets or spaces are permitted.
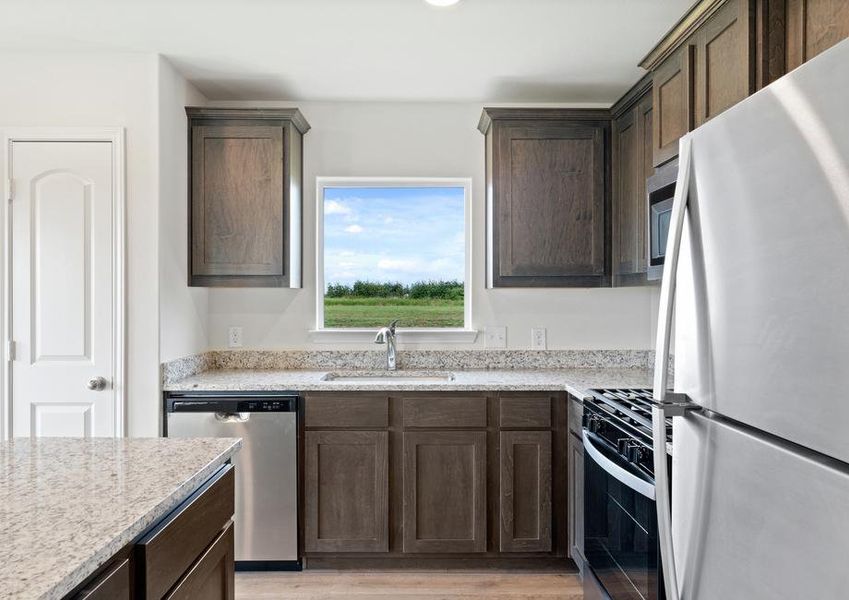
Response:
582,430,656,500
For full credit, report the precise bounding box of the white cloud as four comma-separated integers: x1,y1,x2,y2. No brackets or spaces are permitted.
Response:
377,258,420,272
344,224,364,234
325,200,352,216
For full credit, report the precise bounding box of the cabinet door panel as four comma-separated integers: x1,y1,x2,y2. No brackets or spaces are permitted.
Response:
499,431,552,552
695,0,753,127
639,95,654,272
653,45,694,167
403,431,487,553
191,125,284,278
786,0,849,70
137,465,234,600
612,108,640,282
74,558,130,600
613,89,653,286
304,431,389,552
568,432,585,562
165,523,235,600
491,120,608,287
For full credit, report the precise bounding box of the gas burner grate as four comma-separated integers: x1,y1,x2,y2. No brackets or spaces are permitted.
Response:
584,388,673,450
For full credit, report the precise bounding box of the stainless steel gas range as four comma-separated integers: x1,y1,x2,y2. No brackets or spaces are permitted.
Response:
582,388,671,600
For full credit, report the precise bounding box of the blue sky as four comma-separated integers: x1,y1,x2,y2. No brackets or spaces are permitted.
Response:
324,186,465,287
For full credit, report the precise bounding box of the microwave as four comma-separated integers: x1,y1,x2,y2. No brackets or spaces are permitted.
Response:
647,159,678,281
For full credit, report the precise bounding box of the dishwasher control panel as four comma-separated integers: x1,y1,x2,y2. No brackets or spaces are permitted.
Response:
165,393,298,414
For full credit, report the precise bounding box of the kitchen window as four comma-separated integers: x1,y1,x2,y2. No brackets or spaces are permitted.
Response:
314,177,474,341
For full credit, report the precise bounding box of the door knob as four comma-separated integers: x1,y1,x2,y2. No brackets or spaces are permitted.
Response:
86,376,108,391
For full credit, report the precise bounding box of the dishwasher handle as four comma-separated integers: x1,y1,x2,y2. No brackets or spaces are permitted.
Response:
215,412,250,423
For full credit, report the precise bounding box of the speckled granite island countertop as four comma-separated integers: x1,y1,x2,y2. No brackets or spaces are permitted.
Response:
0,437,241,600
162,367,657,399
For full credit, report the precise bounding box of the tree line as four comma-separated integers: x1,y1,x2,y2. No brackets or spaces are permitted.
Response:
326,280,463,300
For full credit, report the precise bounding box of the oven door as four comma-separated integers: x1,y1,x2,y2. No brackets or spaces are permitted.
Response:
583,430,662,600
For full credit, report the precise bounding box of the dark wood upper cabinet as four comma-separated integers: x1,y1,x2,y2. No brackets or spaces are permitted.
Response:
186,107,309,287
693,0,754,127
785,0,849,71
402,430,487,553
611,77,654,286
304,430,389,553
650,44,694,167
479,109,610,288
641,0,849,166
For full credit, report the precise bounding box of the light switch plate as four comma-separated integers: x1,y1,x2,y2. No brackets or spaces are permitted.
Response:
484,326,507,349
531,328,547,350
228,327,243,348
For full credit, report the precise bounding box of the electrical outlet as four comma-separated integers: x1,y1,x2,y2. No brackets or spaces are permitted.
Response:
485,326,507,349
531,328,547,350
228,327,243,348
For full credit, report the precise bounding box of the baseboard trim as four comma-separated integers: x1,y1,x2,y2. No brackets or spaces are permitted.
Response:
303,556,578,571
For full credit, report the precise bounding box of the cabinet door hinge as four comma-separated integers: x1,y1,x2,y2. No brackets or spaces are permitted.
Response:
7,341,16,361
5,178,13,203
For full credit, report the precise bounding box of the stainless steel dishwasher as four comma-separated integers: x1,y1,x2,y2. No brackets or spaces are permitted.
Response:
165,391,300,570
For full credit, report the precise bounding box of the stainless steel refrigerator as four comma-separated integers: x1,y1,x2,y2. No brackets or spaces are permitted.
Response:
651,38,849,600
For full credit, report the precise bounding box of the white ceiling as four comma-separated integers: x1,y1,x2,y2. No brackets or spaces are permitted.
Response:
0,0,692,103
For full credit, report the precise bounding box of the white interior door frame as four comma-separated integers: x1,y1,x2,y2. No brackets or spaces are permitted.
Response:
0,128,126,440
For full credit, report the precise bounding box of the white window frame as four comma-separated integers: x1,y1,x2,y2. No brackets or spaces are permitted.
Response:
312,176,476,343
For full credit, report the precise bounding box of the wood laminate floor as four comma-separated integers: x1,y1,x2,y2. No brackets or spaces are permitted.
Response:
235,571,583,600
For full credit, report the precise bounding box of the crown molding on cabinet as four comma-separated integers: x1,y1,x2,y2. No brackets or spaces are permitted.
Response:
639,0,729,71
185,107,311,135
477,108,613,135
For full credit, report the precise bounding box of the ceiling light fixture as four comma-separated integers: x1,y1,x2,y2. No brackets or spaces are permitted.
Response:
424,0,461,7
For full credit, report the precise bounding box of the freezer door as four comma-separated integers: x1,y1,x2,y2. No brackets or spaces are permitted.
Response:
674,39,849,464
673,411,849,599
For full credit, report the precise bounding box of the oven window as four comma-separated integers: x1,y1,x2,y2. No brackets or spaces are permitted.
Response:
584,436,660,600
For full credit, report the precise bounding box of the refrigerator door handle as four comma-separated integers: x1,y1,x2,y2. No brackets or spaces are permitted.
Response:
652,134,694,600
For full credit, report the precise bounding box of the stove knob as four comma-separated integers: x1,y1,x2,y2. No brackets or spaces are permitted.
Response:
628,444,643,463
586,415,600,433
617,438,630,456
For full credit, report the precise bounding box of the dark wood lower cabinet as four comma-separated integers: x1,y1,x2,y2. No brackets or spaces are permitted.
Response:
64,464,236,600
304,430,389,553
165,523,235,600
568,431,585,564
302,392,571,566
499,431,552,552
74,558,131,600
137,466,234,599
402,431,487,553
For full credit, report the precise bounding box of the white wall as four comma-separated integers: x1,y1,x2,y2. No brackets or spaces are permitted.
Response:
206,101,659,350
0,52,161,435
158,57,209,363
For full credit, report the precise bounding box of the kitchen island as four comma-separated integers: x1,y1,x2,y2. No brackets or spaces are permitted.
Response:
0,436,241,599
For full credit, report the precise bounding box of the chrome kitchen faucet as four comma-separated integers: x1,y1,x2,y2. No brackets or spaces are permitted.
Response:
374,319,399,370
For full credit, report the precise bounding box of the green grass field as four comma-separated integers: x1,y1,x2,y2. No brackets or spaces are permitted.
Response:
324,297,464,328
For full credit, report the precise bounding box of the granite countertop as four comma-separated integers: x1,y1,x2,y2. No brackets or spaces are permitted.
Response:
0,437,241,600
162,367,657,399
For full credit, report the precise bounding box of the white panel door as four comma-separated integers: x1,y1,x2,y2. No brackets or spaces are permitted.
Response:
10,141,116,437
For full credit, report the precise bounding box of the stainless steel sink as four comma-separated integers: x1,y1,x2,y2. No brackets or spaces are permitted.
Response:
321,370,455,384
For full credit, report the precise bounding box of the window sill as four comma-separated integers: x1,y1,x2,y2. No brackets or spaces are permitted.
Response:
308,328,479,344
